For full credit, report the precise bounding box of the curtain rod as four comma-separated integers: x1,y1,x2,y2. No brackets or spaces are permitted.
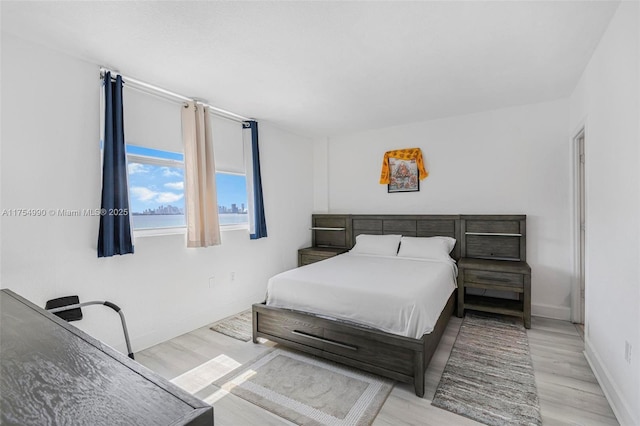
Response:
100,67,252,123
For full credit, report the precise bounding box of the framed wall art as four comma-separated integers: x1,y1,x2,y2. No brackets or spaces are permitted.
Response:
379,147,428,193
388,157,419,192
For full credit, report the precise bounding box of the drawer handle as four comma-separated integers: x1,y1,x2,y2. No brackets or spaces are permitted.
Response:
477,275,512,283
292,330,358,351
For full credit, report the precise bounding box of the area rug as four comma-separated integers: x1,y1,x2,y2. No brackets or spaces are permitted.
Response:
209,309,252,342
432,313,542,426
213,348,393,426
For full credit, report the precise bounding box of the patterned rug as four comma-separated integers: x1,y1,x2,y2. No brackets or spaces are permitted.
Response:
213,348,393,426
209,309,252,342
432,313,542,426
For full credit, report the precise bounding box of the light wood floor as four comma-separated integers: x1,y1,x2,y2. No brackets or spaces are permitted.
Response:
136,315,618,425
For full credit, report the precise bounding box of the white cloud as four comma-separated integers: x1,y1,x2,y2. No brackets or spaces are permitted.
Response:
164,181,184,190
128,163,149,175
157,192,184,203
130,186,183,204
130,186,157,201
161,167,182,177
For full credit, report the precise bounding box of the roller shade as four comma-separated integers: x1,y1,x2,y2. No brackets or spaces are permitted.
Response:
212,115,244,173
123,87,183,154
123,88,244,173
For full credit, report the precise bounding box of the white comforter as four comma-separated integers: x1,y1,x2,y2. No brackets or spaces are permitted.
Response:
266,253,457,339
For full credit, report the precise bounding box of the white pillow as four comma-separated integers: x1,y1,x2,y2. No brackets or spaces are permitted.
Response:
397,236,456,260
349,234,402,256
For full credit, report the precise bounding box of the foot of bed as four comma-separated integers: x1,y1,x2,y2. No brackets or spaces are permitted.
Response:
414,351,425,397
252,307,259,343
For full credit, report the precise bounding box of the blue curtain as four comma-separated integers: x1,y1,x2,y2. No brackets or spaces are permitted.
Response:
244,121,267,239
97,72,134,257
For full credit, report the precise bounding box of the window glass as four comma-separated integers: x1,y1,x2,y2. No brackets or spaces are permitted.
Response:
216,173,249,226
126,145,249,230
127,146,185,230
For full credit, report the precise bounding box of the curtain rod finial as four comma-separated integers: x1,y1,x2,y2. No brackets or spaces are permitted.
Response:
100,67,120,78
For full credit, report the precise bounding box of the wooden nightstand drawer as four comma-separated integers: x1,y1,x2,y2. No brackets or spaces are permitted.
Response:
464,269,523,289
300,254,331,265
298,247,347,267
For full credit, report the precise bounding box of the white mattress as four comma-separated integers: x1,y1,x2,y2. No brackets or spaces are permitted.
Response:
266,253,457,339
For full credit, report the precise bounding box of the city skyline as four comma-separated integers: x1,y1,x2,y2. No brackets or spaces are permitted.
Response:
132,203,248,215
134,204,183,215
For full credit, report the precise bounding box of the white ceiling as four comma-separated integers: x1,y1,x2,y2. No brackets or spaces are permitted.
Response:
1,1,619,137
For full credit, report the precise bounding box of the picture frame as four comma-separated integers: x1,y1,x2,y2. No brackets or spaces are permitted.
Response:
387,157,420,193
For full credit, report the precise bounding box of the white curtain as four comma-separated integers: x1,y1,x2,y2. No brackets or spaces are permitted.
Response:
182,101,221,247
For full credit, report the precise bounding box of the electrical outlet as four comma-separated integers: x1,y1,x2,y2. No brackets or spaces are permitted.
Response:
208,276,215,288
625,341,632,364
230,272,236,282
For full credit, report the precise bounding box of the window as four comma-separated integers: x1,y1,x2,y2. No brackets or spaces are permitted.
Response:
127,145,186,231
121,87,248,233
126,145,249,231
216,172,249,227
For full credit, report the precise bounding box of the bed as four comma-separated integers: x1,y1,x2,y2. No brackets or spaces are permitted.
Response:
252,215,460,397
253,214,527,397
265,253,457,339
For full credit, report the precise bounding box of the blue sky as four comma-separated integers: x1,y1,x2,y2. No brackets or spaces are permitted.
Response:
127,145,247,213
216,173,248,208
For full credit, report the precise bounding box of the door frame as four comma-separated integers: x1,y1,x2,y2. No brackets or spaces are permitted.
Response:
571,124,586,324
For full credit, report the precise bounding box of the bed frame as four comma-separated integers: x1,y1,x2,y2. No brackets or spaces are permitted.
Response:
252,214,522,397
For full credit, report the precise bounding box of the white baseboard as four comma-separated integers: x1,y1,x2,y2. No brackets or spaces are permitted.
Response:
131,321,203,354
584,338,637,426
128,295,261,353
531,303,571,321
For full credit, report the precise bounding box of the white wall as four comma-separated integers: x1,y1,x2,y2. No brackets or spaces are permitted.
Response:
569,2,639,424
323,99,572,320
0,33,314,352
313,136,330,212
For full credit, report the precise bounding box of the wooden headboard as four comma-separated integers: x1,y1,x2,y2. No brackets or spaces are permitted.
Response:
311,214,526,262
351,215,461,260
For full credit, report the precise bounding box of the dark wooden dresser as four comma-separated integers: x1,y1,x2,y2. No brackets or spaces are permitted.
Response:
0,289,214,426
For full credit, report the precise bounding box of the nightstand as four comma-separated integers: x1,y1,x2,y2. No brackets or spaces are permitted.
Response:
298,247,348,267
457,257,531,328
